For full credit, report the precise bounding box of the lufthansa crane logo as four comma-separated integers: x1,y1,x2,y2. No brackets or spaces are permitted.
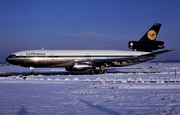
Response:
147,30,156,40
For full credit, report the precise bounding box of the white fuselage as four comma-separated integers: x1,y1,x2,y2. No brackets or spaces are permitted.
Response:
6,50,152,68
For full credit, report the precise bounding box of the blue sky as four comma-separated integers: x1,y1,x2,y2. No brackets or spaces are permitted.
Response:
0,0,180,61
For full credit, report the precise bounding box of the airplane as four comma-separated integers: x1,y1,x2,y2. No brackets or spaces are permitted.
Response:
6,23,172,74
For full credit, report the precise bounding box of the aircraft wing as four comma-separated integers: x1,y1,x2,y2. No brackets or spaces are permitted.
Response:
92,57,139,63
91,56,154,65
91,49,172,65
141,49,173,56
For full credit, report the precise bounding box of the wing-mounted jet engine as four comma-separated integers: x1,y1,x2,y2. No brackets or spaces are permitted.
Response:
128,23,165,51
73,63,93,71
66,62,93,71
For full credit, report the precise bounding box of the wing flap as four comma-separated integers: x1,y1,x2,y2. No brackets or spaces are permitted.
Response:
91,49,172,64
91,56,153,64
92,57,135,63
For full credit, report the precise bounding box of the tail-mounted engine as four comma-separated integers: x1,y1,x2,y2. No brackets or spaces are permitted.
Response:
128,41,165,51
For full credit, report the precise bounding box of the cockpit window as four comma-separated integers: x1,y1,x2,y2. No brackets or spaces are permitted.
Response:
9,54,16,58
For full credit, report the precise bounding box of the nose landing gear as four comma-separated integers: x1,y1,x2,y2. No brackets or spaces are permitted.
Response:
30,67,34,75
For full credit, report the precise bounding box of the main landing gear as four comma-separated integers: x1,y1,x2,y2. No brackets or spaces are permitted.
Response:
90,65,107,74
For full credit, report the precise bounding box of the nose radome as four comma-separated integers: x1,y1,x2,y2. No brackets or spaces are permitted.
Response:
6,57,9,63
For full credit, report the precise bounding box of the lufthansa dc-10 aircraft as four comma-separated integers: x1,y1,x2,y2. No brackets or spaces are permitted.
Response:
6,23,172,74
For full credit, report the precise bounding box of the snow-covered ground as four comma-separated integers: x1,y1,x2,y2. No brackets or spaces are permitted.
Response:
0,63,180,115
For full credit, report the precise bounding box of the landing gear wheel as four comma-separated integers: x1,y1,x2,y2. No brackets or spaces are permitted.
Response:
30,67,34,75
98,70,102,74
103,70,107,74
98,70,107,74
99,65,107,74
30,72,34,75
90,70,95,74
90,70,107,74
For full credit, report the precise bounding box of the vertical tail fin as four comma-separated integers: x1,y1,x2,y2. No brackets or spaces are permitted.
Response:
128,23,165,51
139,23,162,42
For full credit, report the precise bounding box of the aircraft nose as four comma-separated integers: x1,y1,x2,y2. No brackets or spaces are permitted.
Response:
5,54,17,65
6,56,10,63
6,55,13,64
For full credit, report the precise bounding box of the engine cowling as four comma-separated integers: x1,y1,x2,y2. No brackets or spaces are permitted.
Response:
65,63,93,71
128,41,165,51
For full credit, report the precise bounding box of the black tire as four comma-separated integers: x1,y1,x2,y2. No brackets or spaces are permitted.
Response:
103,70,107,74
90,70,95,74
98,70,102,74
